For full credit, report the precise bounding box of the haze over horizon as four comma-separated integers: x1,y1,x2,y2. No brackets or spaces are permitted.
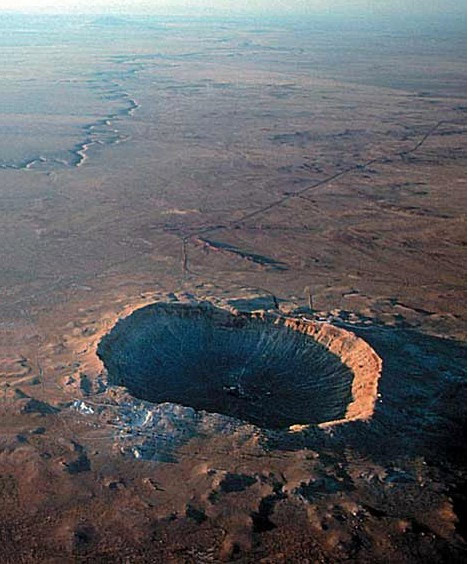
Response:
0,0,466,18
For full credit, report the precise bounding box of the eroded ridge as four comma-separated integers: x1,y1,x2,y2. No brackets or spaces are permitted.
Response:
97,303,382,429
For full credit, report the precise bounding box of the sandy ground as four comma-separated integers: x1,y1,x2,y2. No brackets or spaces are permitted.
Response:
0,14,465,563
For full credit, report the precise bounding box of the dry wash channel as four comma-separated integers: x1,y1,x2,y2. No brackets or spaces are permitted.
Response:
97,303,382,429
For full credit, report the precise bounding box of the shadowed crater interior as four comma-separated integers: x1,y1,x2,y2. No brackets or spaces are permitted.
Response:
97,303,356,428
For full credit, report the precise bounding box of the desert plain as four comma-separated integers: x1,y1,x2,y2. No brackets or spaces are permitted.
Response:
0,13,466,563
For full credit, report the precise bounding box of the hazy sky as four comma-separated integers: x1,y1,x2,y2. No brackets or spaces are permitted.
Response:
0,0,465,17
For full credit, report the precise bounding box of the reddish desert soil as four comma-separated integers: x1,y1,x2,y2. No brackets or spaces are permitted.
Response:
0,14,466,563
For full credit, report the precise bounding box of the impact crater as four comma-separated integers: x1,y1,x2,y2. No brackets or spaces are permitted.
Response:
97,303,381,429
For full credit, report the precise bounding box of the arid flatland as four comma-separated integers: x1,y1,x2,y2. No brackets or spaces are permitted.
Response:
0,13,466,563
